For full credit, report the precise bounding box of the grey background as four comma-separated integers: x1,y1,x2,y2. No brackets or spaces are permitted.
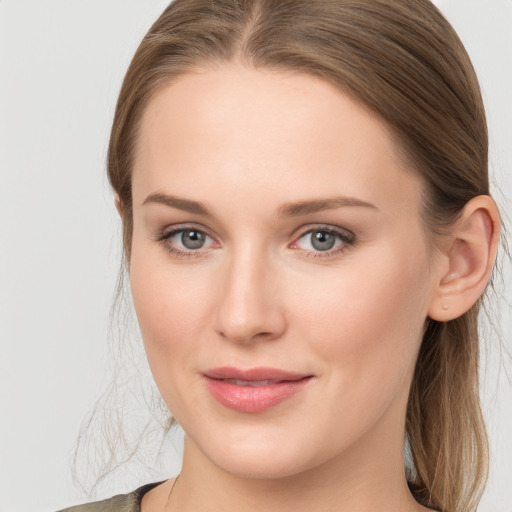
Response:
0,1,510,511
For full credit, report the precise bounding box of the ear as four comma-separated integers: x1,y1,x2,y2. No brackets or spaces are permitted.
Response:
428,195,500,321
114,194,123,217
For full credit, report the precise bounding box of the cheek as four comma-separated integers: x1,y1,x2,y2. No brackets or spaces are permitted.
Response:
129,242,213,383
294,240,430,392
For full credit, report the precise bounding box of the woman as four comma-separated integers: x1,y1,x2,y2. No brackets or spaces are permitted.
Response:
59,0,502,511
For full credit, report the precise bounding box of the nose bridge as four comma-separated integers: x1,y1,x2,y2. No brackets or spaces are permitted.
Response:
215,239,285,344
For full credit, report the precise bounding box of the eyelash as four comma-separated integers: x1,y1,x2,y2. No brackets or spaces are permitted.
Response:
290,226,355,259
157,225,356,260
157,227,212,260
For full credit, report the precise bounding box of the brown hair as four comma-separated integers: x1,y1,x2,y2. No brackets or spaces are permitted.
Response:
107,1,491,510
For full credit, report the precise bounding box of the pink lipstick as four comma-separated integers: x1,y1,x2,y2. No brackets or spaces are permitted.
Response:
203,367,313,413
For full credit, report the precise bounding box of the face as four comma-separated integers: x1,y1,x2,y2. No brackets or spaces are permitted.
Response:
129,64,438,479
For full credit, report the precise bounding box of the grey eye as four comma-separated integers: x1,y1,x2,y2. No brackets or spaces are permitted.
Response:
310,230,337,251
181,230,206,249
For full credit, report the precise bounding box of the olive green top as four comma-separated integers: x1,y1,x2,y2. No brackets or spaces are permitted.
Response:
56,482,164,512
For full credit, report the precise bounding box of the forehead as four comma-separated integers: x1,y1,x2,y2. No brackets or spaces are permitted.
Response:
133,64,423,216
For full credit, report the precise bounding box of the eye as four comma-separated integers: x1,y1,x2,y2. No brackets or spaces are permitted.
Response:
158,226,216,258
291,227,355,257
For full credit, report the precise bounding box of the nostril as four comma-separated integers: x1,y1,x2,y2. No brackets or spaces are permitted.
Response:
217,326,281,345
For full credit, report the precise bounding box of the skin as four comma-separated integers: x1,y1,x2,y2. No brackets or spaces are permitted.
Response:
125,64,499,512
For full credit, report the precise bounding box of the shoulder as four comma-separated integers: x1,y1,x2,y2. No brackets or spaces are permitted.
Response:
55,482,165,512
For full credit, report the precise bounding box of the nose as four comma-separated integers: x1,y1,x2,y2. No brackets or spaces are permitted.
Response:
214,245,287,344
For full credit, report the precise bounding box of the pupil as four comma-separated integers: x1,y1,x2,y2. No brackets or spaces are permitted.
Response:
182,230,205,249
312,231,335,251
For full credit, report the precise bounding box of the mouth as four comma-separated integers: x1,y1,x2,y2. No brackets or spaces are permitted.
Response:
203,367,314,413
219,379,286,386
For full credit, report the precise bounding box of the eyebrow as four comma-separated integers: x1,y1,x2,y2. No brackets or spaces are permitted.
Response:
143,192,378,217
277,196,378,216
143,192,210,215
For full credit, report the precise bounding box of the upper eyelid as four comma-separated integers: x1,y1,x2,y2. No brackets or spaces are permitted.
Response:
160,222,353,236
294,224,355,241
159,224,354,248
291,227,355,249
161,223,216,240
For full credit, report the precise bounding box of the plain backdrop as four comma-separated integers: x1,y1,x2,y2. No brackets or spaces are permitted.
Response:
0,1,511,511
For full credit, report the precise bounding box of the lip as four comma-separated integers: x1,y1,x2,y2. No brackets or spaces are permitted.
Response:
203,366,314,413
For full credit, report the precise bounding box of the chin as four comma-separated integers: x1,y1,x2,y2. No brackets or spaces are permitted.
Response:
209,447,315,480
185,423,330,480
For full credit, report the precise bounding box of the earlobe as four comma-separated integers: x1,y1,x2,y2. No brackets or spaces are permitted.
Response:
115,194,123,217
428,195,500,321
